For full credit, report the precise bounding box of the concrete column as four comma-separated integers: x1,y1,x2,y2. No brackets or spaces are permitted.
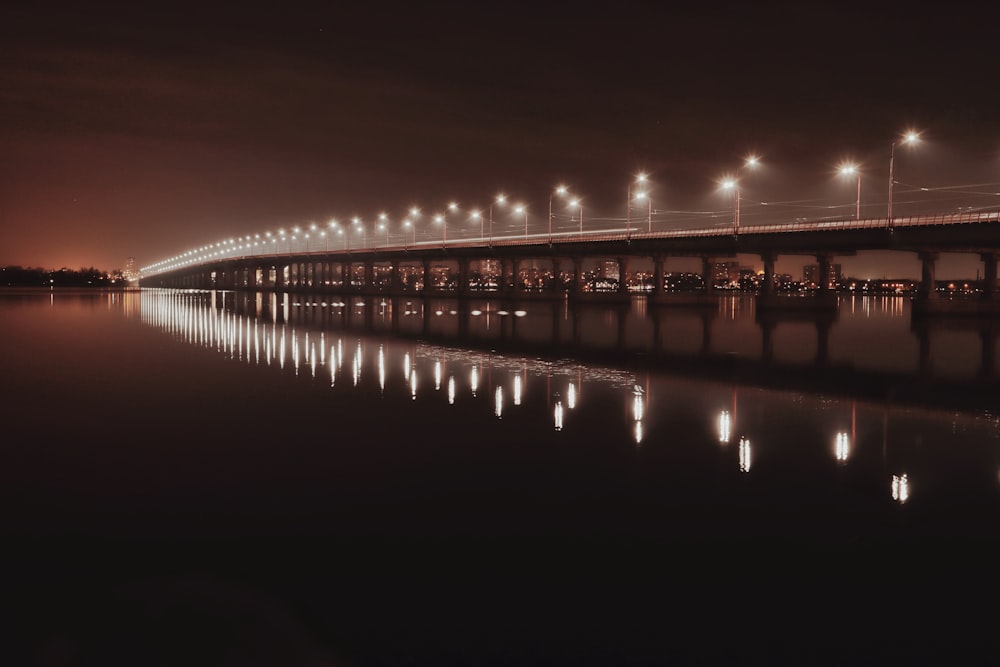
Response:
551,258,562,292
653,255,665,297
458,258,470,295
573,257,585,295
364,260,375,291
760,252,777,298
918,251,939,300
390,260,401,293
816,253,832,295
423,259,432,293
982,252,998,299
618,257,630,295
701,256,714,294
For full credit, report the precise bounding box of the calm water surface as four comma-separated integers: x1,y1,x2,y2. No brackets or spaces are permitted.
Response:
2,288,999,666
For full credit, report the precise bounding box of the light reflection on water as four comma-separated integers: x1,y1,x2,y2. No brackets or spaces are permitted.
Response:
4,287,1000,664
125,288,1000,508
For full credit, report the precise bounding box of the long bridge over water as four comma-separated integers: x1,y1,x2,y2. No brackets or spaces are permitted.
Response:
140,211,1000,313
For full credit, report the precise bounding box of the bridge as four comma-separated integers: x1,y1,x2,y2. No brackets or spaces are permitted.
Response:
140,210,1000,313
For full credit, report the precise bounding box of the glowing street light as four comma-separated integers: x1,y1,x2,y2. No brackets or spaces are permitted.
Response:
721,155,760,236
488,194,506,246
470,209,483,240
627,173,651,237
378,213,389,247
839,163,862,220
514,204,528,238
569,198,583,234
352,216,365,248
435,202,458,247
549,185,568,242
888,131,920,224
635,191,650,233
403,218,414,249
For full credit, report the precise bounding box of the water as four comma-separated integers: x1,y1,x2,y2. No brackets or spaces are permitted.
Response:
3,288,999,666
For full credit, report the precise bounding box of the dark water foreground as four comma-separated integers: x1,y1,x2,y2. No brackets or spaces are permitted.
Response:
2,288,999,666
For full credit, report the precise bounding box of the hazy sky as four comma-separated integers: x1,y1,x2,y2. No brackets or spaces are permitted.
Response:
3,1,1000,277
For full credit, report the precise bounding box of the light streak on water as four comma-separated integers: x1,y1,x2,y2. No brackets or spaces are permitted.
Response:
739,437,752,473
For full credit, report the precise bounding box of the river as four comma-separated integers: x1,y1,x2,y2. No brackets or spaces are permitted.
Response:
2,287,999,666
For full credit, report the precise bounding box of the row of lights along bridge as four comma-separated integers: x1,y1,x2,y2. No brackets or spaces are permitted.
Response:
155,132,925,268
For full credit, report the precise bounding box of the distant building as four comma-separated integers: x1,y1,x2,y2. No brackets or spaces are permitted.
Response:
713,261,741,287
803,263,842,289
599,260,620,281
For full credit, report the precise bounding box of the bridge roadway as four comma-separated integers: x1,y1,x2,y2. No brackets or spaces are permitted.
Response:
140,210,1000,312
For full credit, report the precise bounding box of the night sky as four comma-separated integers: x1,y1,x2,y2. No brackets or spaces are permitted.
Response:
3,1,1000,278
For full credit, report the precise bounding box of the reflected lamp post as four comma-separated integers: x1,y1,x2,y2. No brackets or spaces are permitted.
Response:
839,164,862,220
888,131,920,225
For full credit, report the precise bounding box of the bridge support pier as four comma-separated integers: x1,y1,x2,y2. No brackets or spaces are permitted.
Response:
701,256,714,294
982,251,998,299
653,255,665,297
617,257,630,295
918,251,939,301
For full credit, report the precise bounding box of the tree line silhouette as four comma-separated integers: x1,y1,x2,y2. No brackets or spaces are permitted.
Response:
1,265,129,287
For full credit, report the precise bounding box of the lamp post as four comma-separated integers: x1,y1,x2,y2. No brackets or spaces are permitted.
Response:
888,131,920,224
403,219,413,249
637,192,651,232
378,213,388,248
723,155,760,236
470,210,483,241
570,198,582,234
515,204,527,239
839,164,861,220
548,186,567,242
352,216,365,248
489,194,506,246
627,173,649,238
435,202,457,247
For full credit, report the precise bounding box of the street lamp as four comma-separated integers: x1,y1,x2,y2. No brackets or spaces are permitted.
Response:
722,155,760,236
408,207,421,245
488,194,505,245
636,192,651,232
470,209,483,241
548,186,568,242
434,202,457,247
403,218,414,249
627,173,651,238
378,213,388,248
569,198,582,234
514,204,528,238
351,216,367,248
839,164,861,220
888,131,920,223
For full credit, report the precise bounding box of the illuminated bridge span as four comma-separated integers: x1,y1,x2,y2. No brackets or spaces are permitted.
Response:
140,211,1000,311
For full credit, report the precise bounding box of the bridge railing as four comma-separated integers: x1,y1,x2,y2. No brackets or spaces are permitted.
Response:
142,208,1000,276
